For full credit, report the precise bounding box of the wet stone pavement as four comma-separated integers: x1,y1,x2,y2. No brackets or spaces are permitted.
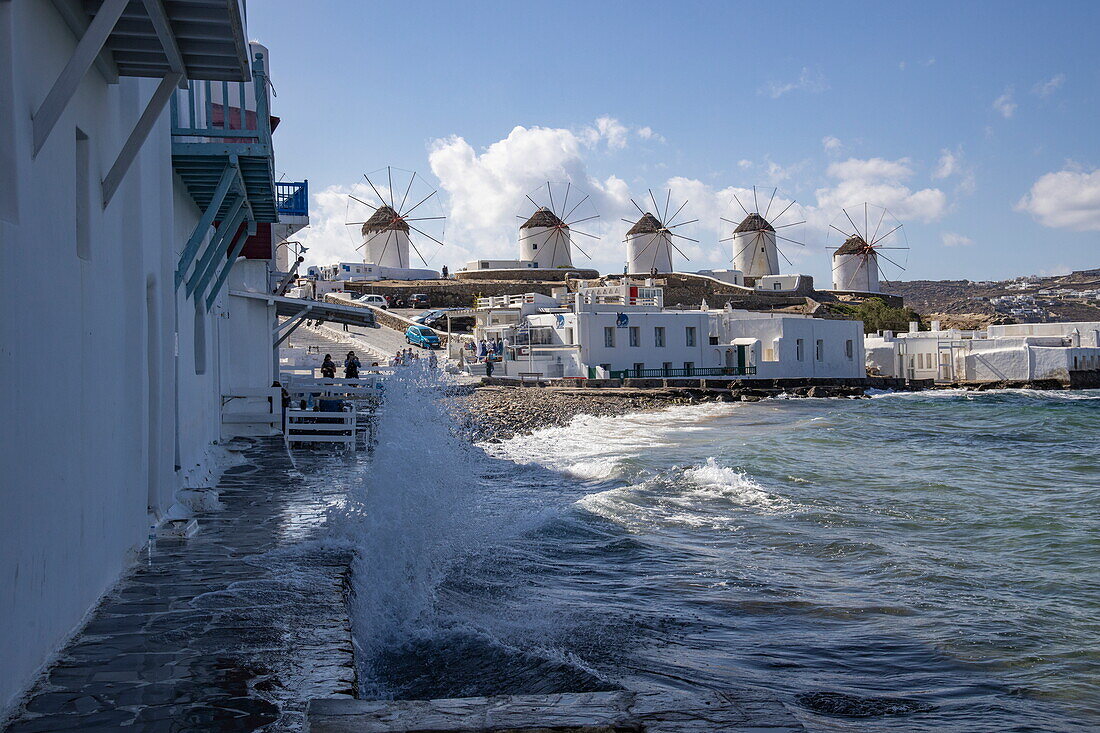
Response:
4,437,356,733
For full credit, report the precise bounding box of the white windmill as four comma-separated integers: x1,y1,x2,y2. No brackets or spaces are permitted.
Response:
826,203,909,292
719,186,805,281
344,167,446,271
516,182,600,269
622,189,697,274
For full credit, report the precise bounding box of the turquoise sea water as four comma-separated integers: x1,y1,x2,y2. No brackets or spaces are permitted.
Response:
346,382,1099,730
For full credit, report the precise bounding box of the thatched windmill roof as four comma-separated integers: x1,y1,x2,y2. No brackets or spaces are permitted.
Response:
834,234,870,256
361,205,409,233
626,212,663,236
733,213,774,233
521,207,565,229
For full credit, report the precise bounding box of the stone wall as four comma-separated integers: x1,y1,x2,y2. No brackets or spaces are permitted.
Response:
453,267,600,282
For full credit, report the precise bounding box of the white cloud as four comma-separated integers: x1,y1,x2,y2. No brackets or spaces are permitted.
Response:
737,159,753,169
993,88,1017,118
1016,168,1100,231
295,182,378,269
761,67,829,98
941,232,973,248
815,156,948,223
593,116,628,150
933,149,959,179
636,126,665,143
898,61,907,71
1032,73,1065,98
822,136,842,153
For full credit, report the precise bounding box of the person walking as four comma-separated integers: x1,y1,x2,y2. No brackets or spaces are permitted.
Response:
344,351,361,379
320,354,336,379
485,357,494,378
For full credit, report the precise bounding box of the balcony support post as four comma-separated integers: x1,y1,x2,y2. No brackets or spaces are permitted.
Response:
175,160,237,289
101,72,182,207
205,221,256,310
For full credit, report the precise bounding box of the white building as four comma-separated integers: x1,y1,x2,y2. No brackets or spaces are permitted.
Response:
519,207,573,269
0,4,321,716
626,213,673,274
832,235,880,293
469,282,865,380
731,213,779,280
865,321,1100,383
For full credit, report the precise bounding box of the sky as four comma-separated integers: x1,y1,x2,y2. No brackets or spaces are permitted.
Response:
251,0,1100,283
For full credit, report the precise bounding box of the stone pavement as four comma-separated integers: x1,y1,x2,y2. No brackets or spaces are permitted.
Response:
3,438,356,733
308,690,805,732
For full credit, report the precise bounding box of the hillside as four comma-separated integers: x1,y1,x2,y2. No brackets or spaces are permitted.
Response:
881,268,1100,329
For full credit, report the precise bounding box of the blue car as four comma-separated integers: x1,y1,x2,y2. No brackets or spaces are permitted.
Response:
405,325,440,349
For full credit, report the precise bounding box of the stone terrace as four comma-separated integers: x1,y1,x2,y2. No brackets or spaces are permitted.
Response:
2,438,356,733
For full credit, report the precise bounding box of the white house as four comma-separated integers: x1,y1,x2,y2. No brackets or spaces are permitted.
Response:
0,4,315,716
469,281,864,380
865,321,1100,383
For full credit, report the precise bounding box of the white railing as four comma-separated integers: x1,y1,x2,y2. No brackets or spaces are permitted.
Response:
286,406,357,450
221,388,281,432
475,293,540,309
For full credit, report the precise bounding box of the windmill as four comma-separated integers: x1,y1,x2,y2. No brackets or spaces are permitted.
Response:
719,186,806,280
343,166,446,270
826,203,909,293
517,182,600,269
621,189,697,274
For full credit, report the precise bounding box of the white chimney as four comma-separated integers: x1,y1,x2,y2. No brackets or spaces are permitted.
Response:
931,320,942,332
908,321,919,333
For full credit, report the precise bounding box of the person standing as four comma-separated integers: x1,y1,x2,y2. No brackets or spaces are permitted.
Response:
344,351,361,379
320,354,336,379
485,357,494,378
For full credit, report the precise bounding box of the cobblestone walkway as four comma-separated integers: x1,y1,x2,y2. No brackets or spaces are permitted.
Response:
3,438,356,733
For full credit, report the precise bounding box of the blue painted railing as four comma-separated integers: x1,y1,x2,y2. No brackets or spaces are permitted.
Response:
275,181,308,216
169,54,272,150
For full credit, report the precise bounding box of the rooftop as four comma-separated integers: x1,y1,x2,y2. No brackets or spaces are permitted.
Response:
521,207,565,229
362,205,410,233
627,212,664,236
733,213,774,233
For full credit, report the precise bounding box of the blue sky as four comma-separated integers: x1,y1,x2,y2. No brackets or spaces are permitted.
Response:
251,0,1100,282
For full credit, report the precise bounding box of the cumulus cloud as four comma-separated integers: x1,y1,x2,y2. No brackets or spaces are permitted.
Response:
761,67,829,98
815,156,948,223
737,159,753,169
822,136,842,153
933,149,959,179
1032,73,1065,98
636,126,665,143
296,182,378,268
941,232,973,248
993,88,1017,118
1016,168,1100,231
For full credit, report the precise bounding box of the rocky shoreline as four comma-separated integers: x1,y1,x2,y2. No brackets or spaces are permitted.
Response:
450,383,869,442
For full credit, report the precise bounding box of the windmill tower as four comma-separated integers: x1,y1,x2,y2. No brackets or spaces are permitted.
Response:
361,205,410,268
720,187,805,282
520,208,573,268
827,203,909,292
517,182,600,269
344,167,446,273
623,189,696,274
730,213,779,278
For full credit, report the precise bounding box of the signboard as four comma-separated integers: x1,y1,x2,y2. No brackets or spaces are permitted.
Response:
616,312,629,328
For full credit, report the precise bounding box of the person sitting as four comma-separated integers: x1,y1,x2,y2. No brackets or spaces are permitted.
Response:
344,351,361,379
320,354,336,379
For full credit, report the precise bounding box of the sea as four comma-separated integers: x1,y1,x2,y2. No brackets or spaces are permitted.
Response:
330,369,1099,731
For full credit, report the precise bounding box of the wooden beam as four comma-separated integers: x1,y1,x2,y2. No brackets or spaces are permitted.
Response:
48,0,118,84
140,0,189,88
204,220,255,310
175,162,236,288
33,0,128,156
187,196,244,297
101,72,182,207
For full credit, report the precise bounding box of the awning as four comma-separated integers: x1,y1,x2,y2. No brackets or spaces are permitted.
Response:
231,291,377,328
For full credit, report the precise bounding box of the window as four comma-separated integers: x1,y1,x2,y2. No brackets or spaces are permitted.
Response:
75,128,90,260
564,328,573,344
845,339,854,359
531,242,537,249
709,335,719,345
685,326,696,347
629,326,640,347
193,300,206,374
684,361,694,375
796,339,804,361
917,353,924,369
774,282,781,290
633,362,645,373
815,339,823,361
604,326,615,348
764,348,775,361
654,326,665,347
662,361,673,375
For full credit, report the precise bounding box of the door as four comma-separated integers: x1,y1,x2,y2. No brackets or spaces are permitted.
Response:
736,345,747,373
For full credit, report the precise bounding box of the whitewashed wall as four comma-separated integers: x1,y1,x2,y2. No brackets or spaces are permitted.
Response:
0,3,228,714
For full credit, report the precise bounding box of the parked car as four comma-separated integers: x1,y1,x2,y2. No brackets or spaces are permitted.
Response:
405,325,440,349
409,293,431,309
356,294,388,309
413,309,440,324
